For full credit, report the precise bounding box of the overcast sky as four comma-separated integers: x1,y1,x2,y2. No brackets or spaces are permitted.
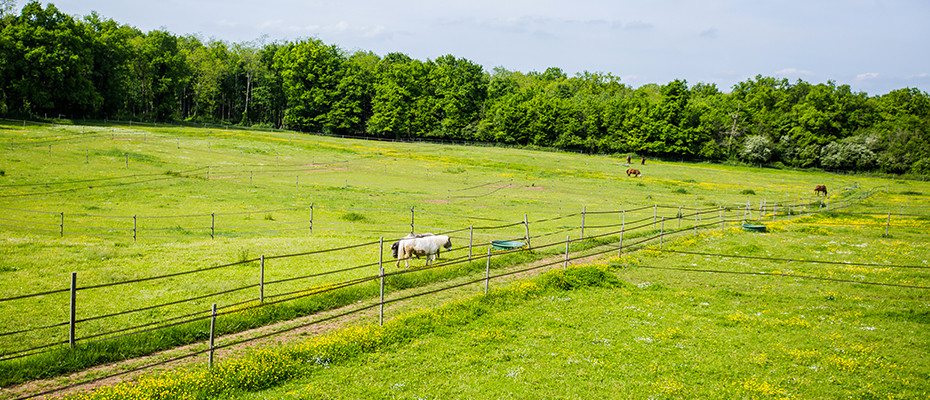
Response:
45,0,930,96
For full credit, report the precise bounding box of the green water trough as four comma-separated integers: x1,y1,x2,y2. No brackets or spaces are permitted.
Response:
491,240,526,250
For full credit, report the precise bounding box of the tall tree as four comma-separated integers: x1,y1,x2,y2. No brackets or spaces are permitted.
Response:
274,38,346,132
82,12,137,118
0,1,96,116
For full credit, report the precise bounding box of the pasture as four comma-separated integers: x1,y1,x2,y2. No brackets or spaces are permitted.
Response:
54,210,930,400
1,119,929,397
212,213,930,400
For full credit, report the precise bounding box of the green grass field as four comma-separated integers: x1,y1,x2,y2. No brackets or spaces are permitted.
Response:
55,211,930,400
1,120,929,398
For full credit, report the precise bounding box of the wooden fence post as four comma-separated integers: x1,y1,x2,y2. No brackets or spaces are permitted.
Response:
468,226,474,261
523,214,531,249
618,209,625,257
209,303,217,369
309,203,314,234
661,218,665,247
564,236,570,269
719,206,724,231
379,238,384,326
69,272,76,348
60,212,64,237
259,255,265,303
653,204,658,229
484,248,491,295
410,207,415,234
580,206,586,240
693,210,698,235
885,212,891,237
678,206,682,229
211,212,215,239
133,215,137,241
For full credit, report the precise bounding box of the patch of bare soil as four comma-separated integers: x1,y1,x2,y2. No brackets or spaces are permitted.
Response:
1,245,615,400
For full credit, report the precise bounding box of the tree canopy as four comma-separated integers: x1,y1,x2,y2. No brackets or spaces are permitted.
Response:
1,1,929,176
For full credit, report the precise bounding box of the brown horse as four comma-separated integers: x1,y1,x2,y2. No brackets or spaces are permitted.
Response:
626,168,641,177
815,185,827,196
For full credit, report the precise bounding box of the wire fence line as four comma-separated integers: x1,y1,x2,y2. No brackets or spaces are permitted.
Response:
0,199,584,240
0,191,884,365
7,190,923,399
0,193,864,356
0,192,866,307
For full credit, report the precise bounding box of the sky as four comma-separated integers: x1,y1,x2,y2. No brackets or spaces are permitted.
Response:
43,0,930,96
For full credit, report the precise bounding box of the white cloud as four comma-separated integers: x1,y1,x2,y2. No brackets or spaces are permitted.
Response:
855,72,880,81
775,68,814,76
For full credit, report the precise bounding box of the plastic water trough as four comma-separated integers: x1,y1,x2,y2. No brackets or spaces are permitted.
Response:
491,240,526,250
741,223,767,233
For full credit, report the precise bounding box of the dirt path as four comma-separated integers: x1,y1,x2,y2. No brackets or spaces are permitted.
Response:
1,245,615,400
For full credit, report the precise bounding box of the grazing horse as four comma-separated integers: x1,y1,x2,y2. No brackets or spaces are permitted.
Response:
815,185,828,196
626,168,641,177
626,155,632,164
395,235,452,268
391,233,434,259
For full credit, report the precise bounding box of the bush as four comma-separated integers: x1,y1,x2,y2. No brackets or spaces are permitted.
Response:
739,135,773,165
740,189,756,195
820,135,878,171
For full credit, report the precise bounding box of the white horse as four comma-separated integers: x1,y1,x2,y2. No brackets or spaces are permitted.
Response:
391,233,434,259
395,234,452,268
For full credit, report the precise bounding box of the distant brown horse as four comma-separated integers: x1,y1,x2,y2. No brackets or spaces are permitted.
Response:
815,185,827,196
626,168,641,177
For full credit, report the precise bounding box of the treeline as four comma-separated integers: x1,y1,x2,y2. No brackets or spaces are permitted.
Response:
2,2,929,175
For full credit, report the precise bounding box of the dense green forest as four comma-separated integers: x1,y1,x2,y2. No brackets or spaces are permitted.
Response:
1,2,929,175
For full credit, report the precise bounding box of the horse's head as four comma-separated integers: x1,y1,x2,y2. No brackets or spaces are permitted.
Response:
391,241,399,258
444,238,453,250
